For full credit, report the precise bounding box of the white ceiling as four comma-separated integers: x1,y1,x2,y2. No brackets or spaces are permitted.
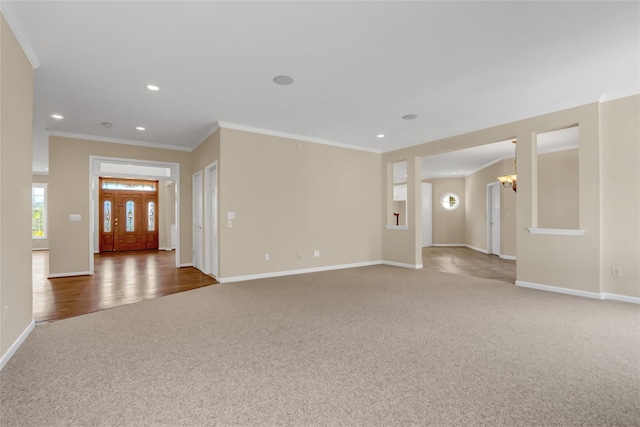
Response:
3,1,638,173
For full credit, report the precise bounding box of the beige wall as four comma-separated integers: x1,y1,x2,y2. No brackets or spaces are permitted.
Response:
0,14,34,357
48,136,193,275
499,159,517,256
537,148,579,229
218,128,381,278
600,95,640,298
425,178,465,245
382,100,617,295
32,174,49,250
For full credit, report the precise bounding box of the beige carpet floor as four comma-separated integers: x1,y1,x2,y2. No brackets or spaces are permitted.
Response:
1,265,639,426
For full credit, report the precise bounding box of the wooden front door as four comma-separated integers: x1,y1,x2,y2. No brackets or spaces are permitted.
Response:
99,178,159,252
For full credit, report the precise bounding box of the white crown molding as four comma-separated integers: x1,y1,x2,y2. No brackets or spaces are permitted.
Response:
0,1,40,69
217,121,381,154
47,131,192,152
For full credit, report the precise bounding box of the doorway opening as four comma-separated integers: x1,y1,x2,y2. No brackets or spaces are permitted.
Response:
98,178,159,252
89,156,181,273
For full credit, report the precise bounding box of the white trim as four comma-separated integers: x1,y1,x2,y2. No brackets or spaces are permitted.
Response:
527,228,585,236
382,261,423,269
601,293,640,304
385,225,410,230
159,247,173,251
204,161,219,277
516,281,640,304
0,321,35,371
90,156,181,270
217,121,381,154
500,254,517,260
32,171,49,176
31,247,49,251
0,2,40,69
516,280,601,299
466,244,489,254
179,263,194,268
218,261,383,283
432,243,466,247
48,131,192,152
48,271,91,278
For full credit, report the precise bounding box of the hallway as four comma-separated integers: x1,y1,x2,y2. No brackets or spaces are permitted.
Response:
423,246,516,284
33,250,217,322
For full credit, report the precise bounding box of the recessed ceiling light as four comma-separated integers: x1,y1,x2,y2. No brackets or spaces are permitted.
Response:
273,75,294,86
377,134,385,138
146,84,160,91
102,122,113,128
51,114,64,119
136,126,146,131
402,114,418,120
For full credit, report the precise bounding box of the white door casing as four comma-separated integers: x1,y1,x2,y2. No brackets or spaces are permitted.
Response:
204,162,218,277
487,182,501,255
192,171,204,272
421,182,433,247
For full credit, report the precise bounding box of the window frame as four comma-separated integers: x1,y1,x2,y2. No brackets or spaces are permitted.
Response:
32,183,48,239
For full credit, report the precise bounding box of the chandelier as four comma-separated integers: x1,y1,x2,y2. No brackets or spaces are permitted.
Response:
497,140,517,192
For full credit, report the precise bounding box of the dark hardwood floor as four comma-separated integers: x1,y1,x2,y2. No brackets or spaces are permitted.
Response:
33,250,217,322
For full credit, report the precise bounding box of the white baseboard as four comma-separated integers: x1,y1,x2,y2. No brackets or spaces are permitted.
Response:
382,260,423,269
601,293,640,304
515,280,640,304
159,247,174,252
466,245,489,254
48,271,91,278
219,260,383,283
0,320,35,371
499,254,517,260
179,263,193,268
31,248,49,251
432,244,466,247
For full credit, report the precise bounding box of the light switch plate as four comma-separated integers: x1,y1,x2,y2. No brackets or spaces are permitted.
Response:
69,214,81,222
227,212,235,220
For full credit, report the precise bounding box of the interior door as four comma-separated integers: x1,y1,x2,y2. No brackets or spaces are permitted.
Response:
192,171,204,272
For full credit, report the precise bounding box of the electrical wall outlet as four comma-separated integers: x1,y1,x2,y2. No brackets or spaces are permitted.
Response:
612,266,622,278
314,250,320,257
264,253,270,261
227,220,232,228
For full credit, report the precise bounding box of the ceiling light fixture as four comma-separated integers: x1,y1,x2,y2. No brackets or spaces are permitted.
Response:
136,126,146,131
51,114,64,119
273,75,294,86
497,140,517,192
146,84,160,91
102,122,113,128
377,134,385,138
402,114,418,120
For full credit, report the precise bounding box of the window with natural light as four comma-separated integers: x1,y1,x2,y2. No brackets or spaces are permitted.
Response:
32,184,47,239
